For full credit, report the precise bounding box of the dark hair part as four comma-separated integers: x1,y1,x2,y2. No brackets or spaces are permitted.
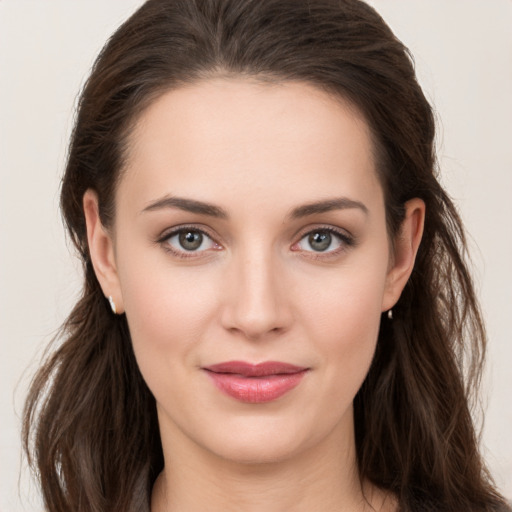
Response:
23,1,510,511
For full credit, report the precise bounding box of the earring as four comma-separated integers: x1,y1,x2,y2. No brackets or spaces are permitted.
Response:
387,309,393,320
108,295,117,315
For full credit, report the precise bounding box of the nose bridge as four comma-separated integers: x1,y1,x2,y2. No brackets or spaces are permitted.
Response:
222,241,290,339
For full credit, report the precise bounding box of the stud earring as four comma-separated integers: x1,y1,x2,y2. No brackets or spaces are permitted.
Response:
108,295,117,315
387,309,393,320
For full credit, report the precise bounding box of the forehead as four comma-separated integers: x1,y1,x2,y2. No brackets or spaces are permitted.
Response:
119,78,383,217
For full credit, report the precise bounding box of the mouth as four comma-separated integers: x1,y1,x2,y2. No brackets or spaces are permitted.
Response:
202,361,309,403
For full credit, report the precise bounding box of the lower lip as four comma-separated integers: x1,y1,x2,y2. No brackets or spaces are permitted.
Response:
205,370,308,403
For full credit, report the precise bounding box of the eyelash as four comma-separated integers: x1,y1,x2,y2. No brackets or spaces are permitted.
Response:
156,225,221,260
156,225,355,260
291,226,355,260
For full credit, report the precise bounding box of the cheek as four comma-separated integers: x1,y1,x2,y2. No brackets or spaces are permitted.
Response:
296,256,388,393
115,244,220,382
298,245,388,335
314,285,383,361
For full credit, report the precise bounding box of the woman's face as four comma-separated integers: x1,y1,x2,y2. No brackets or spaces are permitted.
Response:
86,78,422,465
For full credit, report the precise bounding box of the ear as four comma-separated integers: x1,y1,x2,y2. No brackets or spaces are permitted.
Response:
381,198,425,312
83,189,124,314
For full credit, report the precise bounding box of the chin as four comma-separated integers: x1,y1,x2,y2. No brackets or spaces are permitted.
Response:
193,411,344,467
207,434,309,466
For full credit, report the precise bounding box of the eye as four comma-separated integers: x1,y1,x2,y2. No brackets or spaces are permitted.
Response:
160,227,220,256
293,228,353,254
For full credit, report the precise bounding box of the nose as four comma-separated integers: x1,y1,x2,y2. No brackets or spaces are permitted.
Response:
220,247,293,340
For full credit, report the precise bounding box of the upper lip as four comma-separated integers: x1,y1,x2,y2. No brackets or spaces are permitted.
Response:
203,361,308,377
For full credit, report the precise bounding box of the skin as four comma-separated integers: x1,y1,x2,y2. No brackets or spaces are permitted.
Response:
84,78,424,511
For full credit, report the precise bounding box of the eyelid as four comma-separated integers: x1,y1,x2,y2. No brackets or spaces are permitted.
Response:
155,223,355,260
293,224,354,243
156,224,223,258
291,225,355,256
157,223,217,241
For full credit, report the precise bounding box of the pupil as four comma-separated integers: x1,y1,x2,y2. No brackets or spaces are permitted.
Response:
179,231,202,250
309,231,331,251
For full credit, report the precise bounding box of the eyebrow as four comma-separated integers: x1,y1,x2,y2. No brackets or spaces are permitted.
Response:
141,195,368,219
288,197,368,219
141,195,228,218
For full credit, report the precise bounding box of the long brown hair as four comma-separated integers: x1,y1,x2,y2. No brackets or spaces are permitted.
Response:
23,1,510,511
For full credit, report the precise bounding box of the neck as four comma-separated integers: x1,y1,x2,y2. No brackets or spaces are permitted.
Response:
151,413,394,512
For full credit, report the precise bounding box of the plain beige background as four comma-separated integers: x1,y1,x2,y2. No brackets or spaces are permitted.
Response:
1,1,511,510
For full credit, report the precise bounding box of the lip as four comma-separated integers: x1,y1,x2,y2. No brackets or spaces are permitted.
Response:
203,361,309,403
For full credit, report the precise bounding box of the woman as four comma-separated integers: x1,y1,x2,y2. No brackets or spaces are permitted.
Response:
22,0,511,511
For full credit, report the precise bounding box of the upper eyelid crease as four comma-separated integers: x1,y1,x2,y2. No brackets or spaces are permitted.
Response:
296,227,354,245
157,224,353,244
157,225,216,243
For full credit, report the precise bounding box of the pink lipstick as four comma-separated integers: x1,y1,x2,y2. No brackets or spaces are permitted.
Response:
203,361,308,403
